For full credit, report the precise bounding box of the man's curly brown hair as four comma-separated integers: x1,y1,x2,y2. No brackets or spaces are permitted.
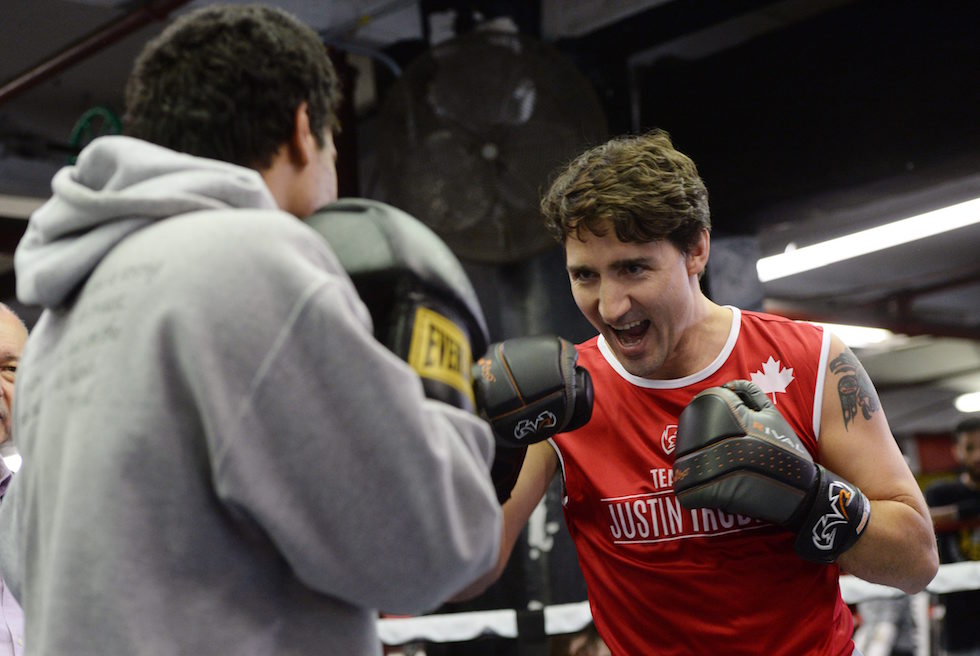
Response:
540,129,710,255
123,4,341,169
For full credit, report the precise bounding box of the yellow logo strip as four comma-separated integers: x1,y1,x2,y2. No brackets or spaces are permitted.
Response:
407,306,474,405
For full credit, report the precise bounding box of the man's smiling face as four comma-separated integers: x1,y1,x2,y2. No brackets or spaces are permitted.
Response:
565,229,700,379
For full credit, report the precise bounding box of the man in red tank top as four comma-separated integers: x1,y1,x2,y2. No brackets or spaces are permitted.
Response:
457,130,938,655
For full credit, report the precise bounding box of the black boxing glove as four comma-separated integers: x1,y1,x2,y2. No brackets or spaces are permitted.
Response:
489,445,527,505
473,335,593,448
306,198,489,412
672,379,871,563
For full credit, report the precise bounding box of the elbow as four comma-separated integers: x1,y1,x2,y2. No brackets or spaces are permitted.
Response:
399,515,504,613
449,550,508,603
902,541,939,595
383,543,501,615
838,506,940,595
449,572,496,603
889,496,942,594
894,527,940,595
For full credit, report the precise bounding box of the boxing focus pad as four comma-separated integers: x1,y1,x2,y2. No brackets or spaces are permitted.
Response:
473,335,593,448
306,198,489,412
672,379,871,563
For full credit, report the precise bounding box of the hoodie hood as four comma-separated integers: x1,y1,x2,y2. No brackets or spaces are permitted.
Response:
15,135,278,308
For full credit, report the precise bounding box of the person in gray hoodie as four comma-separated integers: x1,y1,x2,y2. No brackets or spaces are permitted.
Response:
0,5,502,655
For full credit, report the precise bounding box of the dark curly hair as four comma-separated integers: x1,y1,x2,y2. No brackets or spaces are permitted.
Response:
123,4,341,169
540,129,710,255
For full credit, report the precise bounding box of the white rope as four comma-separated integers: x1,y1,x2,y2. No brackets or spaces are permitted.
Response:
379,608,518,645
376,561,980,645
841,561,980,602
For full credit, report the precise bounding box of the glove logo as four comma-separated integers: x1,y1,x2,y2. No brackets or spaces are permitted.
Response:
661,424,677,454
407,307,474,405
754,421,809,456
810,480,856,552
475,357,495,383
514,410,558,441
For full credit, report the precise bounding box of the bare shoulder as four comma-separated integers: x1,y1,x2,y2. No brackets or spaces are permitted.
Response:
818,334,912,497
826,339,883,432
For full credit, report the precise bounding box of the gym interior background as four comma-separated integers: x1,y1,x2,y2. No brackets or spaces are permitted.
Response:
1,1,978,654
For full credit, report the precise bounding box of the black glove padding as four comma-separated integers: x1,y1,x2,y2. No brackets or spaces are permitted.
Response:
673,379,871,563
473,335,593,448
307,198,489,412
490,445,527,504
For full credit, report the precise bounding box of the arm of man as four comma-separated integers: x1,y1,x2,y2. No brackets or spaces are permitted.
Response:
178,214,504,616
926,501,960,529
926,480,980,531
818,335,938,593
452,440,559,600
215,276,503,614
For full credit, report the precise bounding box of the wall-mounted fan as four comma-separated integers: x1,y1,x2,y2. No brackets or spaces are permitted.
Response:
373,28,607,264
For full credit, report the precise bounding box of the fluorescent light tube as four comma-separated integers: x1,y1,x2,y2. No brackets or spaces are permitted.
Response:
815,322,894,348
757,197,980,282
955,391,980,414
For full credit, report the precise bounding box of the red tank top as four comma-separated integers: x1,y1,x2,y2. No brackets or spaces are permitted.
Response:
551,308,855,655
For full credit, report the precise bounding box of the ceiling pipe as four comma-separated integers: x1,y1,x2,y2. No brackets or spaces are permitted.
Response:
890,268,980,303
763,265,980,341
0,0,194,107
764,300,980,342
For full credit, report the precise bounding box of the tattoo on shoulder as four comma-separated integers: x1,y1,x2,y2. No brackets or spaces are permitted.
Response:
829,351,880,430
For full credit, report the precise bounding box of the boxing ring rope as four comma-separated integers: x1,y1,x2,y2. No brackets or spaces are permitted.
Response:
377,561,980,646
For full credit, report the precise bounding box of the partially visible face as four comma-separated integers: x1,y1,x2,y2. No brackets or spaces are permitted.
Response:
955,429,980,483
310,129,338,212
564,229,701,379
0,311,28,444
285,128,338,219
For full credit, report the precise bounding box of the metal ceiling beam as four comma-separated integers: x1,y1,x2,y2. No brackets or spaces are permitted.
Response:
0,0,194,106
765,298,980,342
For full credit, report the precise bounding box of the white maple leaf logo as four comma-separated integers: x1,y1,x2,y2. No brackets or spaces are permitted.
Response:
750,356,795,404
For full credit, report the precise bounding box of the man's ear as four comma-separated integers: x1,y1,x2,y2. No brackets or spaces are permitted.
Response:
686,228,710,276
288,101,314,167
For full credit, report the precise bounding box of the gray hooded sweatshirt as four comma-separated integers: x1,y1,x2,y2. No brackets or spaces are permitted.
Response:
0,136,502,655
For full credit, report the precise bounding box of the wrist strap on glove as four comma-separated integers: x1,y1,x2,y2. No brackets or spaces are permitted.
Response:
791,465,871,563
491,446,527,504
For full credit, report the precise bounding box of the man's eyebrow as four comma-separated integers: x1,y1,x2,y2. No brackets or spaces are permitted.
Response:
612,256,653,267
567,257,654,273
606,257,656,269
